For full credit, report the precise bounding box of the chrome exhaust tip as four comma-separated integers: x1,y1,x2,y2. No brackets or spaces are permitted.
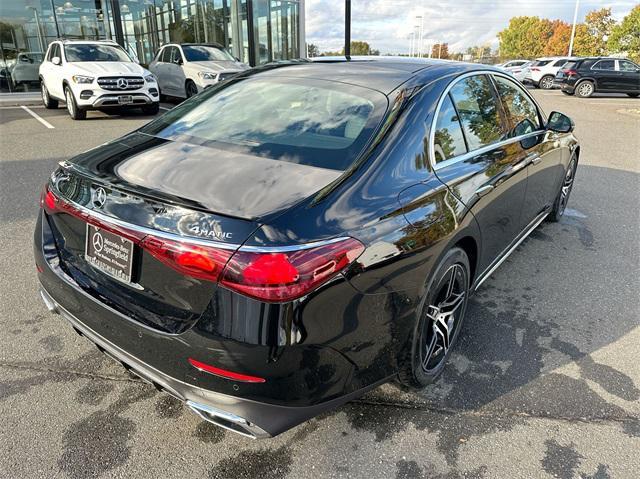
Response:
40,289,59,314
186,401,271,439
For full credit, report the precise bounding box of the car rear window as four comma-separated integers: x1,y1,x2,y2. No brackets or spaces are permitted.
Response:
562,61,577,70
533,60,551,67
140,77,387,171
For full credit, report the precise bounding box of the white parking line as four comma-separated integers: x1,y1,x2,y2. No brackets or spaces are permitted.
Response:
159,106,171,111
20,105,55,129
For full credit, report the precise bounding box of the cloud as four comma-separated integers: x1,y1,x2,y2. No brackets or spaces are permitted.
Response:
305,0,637,54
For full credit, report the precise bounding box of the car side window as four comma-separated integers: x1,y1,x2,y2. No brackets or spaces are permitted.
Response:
593,60,615,71
619,60,639,72
50,43,60,61
433,94,468,163
170,47,182,64
448,75,506,151
493,75,541,137
553,59,567,67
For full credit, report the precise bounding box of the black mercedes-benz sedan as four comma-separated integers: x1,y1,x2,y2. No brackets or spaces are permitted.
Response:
34,57,579,438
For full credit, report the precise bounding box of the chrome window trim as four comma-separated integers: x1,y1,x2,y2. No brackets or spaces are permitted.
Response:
428,70,547,171
590,59,615,72
51,188,349,252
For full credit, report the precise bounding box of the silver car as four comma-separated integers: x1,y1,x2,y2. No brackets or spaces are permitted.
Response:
149,43,249,99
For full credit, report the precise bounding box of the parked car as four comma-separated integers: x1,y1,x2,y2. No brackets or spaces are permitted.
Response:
505,60,533,83
553,57,640,98
35,58,579,438
148,43,249,99
498,59,529,70
39,39,160,119
11,52,43,88
524,56,579,89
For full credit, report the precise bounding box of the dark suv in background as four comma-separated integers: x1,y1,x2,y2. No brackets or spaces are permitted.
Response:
554,57,640,98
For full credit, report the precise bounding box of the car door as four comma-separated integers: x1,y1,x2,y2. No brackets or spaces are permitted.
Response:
617,60,640,92
591,59,617,90
148,48,166,91
431,73,529,272
167,46,187,96
492,74,563,225
47,43,65,99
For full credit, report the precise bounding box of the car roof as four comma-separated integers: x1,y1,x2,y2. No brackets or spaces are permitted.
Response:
57,39,119,45
257,57,499,94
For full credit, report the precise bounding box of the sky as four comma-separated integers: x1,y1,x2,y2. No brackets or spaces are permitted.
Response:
305,0,638,54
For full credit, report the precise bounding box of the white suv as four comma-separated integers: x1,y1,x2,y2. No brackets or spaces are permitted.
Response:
148,43,248,99
523,56,579,89
39,40,160,120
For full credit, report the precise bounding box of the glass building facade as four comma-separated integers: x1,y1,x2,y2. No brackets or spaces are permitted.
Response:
0,0,304,93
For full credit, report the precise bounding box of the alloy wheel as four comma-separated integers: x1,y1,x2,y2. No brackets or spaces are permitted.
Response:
41,83,48,104
577,82,593,97
559,160,576,215
540,76,553,89
421,263,467,373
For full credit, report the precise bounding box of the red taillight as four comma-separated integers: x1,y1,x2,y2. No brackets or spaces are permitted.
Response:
531,67,540,72
139,236,233,282
563,69,578,76
220,238,365,302
188,357,266,383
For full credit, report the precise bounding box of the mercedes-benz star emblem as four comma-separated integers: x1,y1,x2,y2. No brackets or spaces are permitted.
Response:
117,78,128,89
92,231,104,253
93,187,107,208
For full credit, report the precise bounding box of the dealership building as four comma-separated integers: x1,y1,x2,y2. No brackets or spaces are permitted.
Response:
0,0,305,93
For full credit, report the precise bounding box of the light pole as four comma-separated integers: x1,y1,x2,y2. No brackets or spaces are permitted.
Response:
409,31,415,57
345,0,351,58
416,15,423,57
568,0,580,56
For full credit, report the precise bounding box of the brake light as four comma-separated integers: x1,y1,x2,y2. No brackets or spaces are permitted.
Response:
563,69,578,76
513,69,521,73
531,67,540,72
220,238,365,302
139,236,233,282
188,358,265,383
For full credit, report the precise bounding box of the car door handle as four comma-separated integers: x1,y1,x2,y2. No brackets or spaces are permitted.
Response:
528,154,542,166
475,185,494,197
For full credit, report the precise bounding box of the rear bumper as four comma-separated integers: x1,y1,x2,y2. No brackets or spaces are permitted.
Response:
40,286,270,438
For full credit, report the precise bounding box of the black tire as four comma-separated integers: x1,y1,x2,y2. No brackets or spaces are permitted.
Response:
397,247,470,389
64,85,86,120
627,93,639,98
548,156,578,222
185,80,198,98
41,80,58,109
539,75,554,90
141,102,160,115
575,80,595,98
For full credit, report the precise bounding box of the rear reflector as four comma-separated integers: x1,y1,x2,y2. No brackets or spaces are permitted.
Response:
188,358,266,383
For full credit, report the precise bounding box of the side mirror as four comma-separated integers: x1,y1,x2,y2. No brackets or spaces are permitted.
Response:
546,111,574,133
52,56,61,66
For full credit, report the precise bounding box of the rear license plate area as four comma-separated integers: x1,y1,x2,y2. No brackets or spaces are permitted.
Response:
84,223,134,283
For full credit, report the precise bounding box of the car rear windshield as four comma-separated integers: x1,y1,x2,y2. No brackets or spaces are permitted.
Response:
533,60,551,67
183,45,235,62
65,44,131,62
140,77,387,171
562,61,577,70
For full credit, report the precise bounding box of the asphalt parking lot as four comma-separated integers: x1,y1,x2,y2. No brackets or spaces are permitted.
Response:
1,90,639,479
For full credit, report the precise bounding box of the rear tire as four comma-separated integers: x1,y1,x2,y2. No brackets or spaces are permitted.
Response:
397,247,470,389
575,81,595,98
627,93,639,98
539,75,554,90
141,102,160,115
185,80,198,98
41,81,58,109
548,156,578,222
65,86,86,120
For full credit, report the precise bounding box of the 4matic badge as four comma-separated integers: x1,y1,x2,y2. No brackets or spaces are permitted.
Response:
187,219,233,240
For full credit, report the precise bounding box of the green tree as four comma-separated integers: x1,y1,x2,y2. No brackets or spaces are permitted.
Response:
608,5,640,63
344,41,378,56
498,16,554,58
307,43,319,57
585,8,616,56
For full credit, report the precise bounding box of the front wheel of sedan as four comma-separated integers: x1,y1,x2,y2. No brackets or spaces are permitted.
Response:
397,247,470,389
575,81,595,98
548,156,578,222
